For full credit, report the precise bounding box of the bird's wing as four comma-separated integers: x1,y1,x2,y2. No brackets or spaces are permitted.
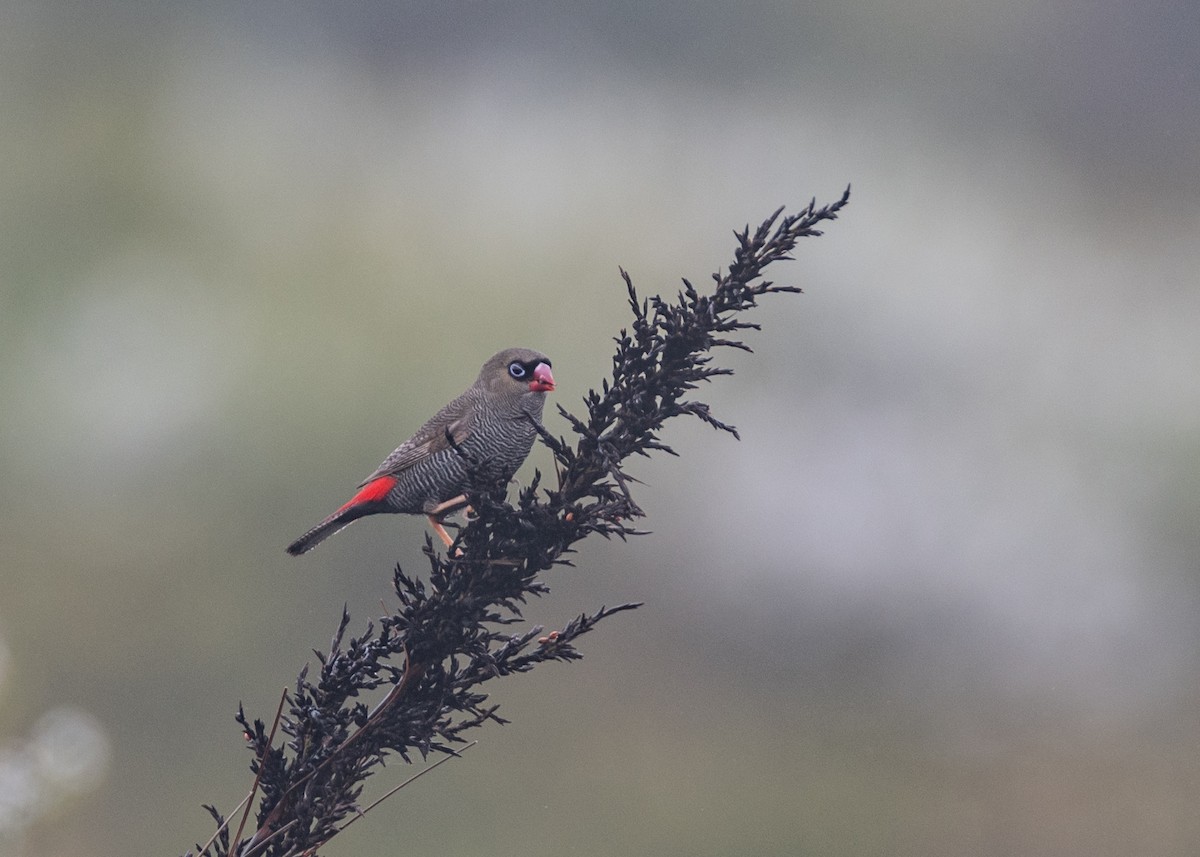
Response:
357,393,476,485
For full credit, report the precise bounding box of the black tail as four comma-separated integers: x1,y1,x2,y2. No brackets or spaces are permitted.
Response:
286,506,372,556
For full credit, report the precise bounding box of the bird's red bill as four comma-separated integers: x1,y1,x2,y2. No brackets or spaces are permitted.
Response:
530,362,555,392
339,474,398,511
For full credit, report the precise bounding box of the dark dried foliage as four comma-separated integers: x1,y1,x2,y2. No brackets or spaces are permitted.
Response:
187,190,850,857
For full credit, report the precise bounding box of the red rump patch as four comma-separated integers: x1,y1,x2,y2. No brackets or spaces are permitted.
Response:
339,475,397,511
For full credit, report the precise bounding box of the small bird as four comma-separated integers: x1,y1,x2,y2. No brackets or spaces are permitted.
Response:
286,347,555,556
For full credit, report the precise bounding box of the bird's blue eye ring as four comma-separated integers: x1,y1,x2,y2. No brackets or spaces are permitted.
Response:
508,362,527,379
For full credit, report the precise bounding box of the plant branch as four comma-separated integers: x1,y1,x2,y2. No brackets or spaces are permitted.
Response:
184,189,849,857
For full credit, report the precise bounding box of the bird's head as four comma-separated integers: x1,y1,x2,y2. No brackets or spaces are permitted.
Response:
479,347,555,400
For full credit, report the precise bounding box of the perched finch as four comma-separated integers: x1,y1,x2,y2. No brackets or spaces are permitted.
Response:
286,347,555,556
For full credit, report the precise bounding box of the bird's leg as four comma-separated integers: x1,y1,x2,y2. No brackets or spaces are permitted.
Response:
427,495,469,521
426,494,469,550
426,516,456,549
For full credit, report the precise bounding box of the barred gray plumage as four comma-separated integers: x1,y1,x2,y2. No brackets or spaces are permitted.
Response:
378,384,544,513
286,348,554,556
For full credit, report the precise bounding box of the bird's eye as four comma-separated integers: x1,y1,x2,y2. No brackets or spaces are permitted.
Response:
508,362,527,379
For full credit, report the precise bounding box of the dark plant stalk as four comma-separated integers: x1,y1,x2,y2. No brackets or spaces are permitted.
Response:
186,190,850,857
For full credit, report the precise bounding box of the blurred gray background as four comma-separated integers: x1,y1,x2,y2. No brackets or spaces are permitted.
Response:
1,1,1198,856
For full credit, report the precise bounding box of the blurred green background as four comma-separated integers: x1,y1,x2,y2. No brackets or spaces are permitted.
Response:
1,1,1198,855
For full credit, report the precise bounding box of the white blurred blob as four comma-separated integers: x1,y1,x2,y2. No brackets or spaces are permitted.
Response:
0,747,41,843
30,708,111,793
0,708,111,847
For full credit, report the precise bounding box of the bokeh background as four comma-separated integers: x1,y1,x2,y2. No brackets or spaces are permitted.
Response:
2,2,1198,855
